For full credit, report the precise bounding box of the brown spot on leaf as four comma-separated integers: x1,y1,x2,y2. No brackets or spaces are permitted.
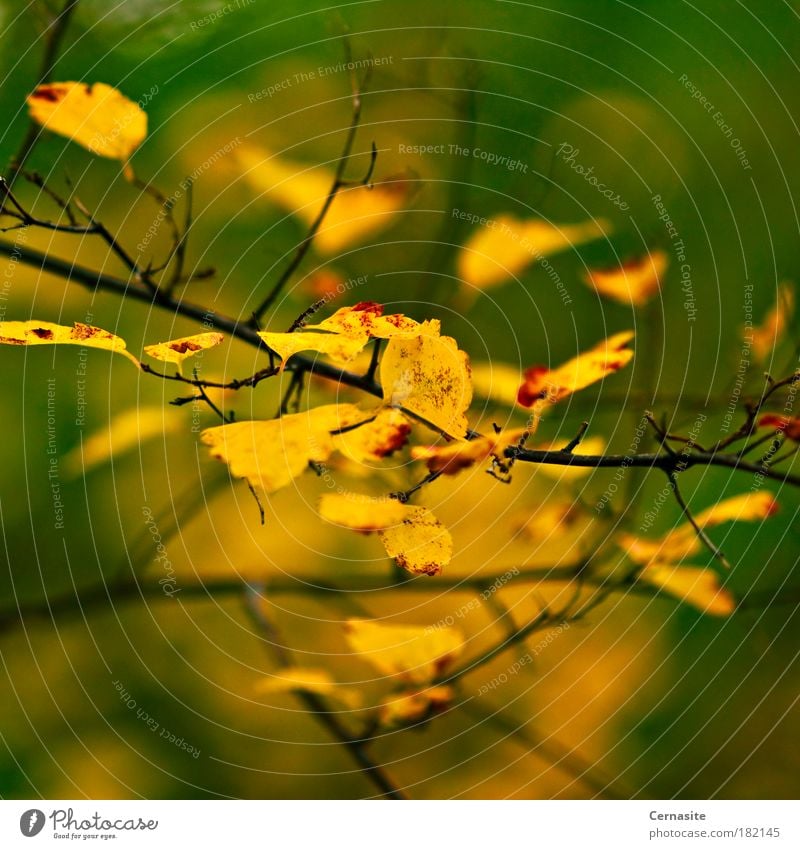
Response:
31,85,64,104
169,341,202,354
31,328,54,340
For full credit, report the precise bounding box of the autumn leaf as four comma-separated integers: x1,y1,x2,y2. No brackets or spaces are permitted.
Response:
144,332,224,368
258,329,366,368
517,331,634,407
344,619,463,685
255,667,360,708
237,146,414,254
319,493,452,575
62,406,180,477
411,427,530,475
305,302,440,343
759,413,800,442
332,408,412,463
201,404,374,495
512,501,583,543
750,282,794,362
582,251,668,306
27,82,147,162
380,333,472,438
640,566,735,617
457,214,609,290
0,320,140,366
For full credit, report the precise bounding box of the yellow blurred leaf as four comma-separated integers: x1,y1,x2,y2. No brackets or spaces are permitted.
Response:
201,404,373,495
470,361,525,408
513,500,582,542
27,81,147,161
517,331,634,407
694,491,779,526
0,320,140,366
379,685,455,727
144,332,224,367
255,667,361,708
319,493,452,575
345,619,463,684
237,146,414,254
381,333,472,438
750,282,794,363
582,251,668,306
332,408,412,463
457,214,608,289
63,406,180,477
640,565,735,617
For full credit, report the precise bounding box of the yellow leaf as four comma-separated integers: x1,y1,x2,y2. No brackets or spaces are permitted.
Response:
306,302,439,342
332,408,412,463
144,332,224,367
237,146,414,254
582,251,668,306
640,565,735,617
379,685,454,727
319,493,452,575
345,619,463,684
255,667,361,708
380,333,472,438
750,282,794,363
258,329,366,368
201,404,372,494
63,406,180,477
411,427,530,475
457,214,608,289
0,320,140,366
27,82,147,161
694,491,779,526
513,501,582,542
517,331,634,407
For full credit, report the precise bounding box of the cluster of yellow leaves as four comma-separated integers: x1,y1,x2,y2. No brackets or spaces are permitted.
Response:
0,321,226,372
237,146,415,254
345,619,462,726
27,82,147,169
618,491,778,615
582,250,668,306
749,282,795,363
457,214,608,290
319,493,452,576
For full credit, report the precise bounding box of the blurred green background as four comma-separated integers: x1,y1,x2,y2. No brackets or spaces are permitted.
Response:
0,0,798,799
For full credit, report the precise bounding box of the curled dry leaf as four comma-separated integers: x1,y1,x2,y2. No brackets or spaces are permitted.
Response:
255,667,360,708
318,492,452,575
0,320,140,366
582,250,668,306
27,81,147,161
517,331,634,407
201,404,374,495
380,333,472,438
144,332,224,367
237,146,415,253
457,214,609,290
344,618,463,685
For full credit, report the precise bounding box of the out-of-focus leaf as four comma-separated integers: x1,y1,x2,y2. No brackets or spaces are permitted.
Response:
255,667,361,708
640,565,735,617
381,333,472,438
750,282,794,363
582,250,668,306
517,331,634,407
345,619,463,684
0,320,140,366
27,81,147,161
457,214,609,289
759,413,800,442
237,146,415,253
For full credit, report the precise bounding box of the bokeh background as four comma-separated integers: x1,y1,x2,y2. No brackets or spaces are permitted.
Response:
0,0,798,799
